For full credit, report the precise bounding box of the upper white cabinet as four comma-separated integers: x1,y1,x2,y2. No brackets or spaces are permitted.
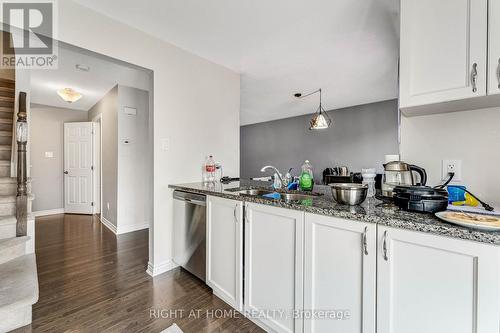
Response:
400,0,488,108
488,0,500,95
303,213,376,333
245,203,304,333
377,226,500,333
206,196,243,311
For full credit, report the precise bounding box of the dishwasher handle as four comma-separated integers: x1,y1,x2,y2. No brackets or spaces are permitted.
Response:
173,190,207,206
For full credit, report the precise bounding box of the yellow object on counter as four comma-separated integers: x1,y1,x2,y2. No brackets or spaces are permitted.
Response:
465,193,479,207
452,193,479,207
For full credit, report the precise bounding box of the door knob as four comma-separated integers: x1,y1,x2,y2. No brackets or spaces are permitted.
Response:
64,171,68,174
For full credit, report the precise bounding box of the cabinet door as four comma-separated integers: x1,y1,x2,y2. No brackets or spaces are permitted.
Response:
206,196,243,311
377,226,500,333
303,214,376,333
488,0,500,95
400,0,487,107
245,203,304,333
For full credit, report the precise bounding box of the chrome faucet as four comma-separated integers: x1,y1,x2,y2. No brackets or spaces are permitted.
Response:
260,165,286,189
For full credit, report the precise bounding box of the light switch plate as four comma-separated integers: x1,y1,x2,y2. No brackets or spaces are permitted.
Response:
45,151,54,158
123,106,137,115
161,138,169,151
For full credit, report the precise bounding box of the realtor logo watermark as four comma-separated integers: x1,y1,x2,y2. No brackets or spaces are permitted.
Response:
0,0,58,69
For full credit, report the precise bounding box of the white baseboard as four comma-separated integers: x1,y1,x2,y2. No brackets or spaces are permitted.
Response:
100,218,148,235
33,208,65,217
117,223,149,235
146,260,178,277
100,216,117,234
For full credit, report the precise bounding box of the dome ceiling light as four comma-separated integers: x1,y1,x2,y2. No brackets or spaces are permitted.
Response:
57,88,82,103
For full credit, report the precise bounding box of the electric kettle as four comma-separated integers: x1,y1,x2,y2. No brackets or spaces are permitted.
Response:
382,161,427,197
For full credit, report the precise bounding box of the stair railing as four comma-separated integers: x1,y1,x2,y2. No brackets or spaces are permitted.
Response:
16,91,27,237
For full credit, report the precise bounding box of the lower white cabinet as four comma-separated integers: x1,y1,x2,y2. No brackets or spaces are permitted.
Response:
206,198,500,333
245,202,304,333
303,213,376,333
206,196,243,311
377,226,500,333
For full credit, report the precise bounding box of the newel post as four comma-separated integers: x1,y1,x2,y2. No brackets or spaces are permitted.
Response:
16,91,28,237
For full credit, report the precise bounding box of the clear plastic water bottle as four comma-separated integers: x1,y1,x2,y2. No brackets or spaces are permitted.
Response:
203,155,216,183
362,168,376,198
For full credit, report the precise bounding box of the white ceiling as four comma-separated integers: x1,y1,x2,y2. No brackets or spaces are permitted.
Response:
31,43,152,111
73,0,399,124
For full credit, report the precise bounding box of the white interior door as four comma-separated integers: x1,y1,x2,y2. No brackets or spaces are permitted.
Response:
93,119,101,214
64,122,93,214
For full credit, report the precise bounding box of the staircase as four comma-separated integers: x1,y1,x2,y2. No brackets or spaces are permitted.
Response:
0,79,38,333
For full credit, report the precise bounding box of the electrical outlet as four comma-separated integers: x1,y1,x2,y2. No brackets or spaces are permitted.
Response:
442,159,462,181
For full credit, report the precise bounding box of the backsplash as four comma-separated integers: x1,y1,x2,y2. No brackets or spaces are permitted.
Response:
400,106,500,206
240,99,399,182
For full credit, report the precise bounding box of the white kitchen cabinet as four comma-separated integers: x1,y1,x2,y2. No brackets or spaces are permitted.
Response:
488,0,500,95
244,203,304,333
303,213,376,333
206,196,243,311
400,0,488,108
377,226,500,333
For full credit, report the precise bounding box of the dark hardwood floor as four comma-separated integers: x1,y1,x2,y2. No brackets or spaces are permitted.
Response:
14,214,264,333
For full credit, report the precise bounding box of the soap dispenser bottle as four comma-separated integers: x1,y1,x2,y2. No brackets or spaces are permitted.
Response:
299,160,314,191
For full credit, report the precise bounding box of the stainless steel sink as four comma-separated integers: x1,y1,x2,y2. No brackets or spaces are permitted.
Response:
279,193,316,201
237,189,317,202
238,189,273,196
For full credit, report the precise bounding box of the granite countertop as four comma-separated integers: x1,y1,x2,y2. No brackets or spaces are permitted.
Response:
169,180,500,246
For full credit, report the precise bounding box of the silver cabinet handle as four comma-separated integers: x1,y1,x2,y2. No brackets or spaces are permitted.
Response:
383,231,389,261
362,227,368,256
471,63,478,92
233,205,238,223
497,58,500,89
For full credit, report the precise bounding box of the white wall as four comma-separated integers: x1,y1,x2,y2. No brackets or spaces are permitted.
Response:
30,104,89,212
400,107,500,206
117,86,150,233
57,0,240,274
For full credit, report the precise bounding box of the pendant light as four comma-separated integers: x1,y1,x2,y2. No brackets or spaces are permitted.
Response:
294,88,332,130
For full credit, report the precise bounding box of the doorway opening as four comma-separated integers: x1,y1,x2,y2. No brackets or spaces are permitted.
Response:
29,41,154,236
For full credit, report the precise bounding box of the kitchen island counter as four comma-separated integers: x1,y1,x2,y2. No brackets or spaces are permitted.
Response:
169,180,500,246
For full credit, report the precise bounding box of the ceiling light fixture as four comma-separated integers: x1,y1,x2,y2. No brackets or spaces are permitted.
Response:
294,88,332,130
57,88,82,103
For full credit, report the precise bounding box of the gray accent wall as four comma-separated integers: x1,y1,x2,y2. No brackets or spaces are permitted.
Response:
240,99,399,182
30,104,89,212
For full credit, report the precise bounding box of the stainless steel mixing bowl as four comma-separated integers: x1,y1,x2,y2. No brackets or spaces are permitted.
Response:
329,183,368,205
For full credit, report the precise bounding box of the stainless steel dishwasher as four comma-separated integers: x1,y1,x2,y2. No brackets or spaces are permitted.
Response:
173,190,206,281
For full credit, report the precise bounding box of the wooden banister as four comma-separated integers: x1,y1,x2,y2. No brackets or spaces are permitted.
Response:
16,91,28,237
